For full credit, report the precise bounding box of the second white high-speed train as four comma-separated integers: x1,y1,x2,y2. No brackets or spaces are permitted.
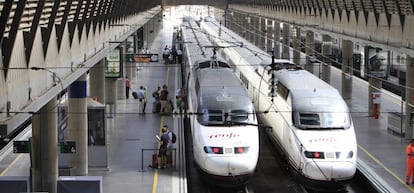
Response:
181,18,259,187
201,17,357,190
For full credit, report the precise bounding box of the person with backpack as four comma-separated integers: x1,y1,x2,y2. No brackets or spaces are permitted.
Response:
164,125,176,167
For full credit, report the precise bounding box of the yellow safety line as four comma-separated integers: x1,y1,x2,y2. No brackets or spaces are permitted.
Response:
152,104,167,193
152,169,159,193
152,47,171,193
358,144,414,192
0,154,23,176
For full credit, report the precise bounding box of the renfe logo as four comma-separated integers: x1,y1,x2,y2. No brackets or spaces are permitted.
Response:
209,132,240,139
309,137,337,143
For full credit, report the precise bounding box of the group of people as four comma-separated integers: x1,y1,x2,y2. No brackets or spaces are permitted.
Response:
162,45,182,64
152,84,174,114
125,76,147,114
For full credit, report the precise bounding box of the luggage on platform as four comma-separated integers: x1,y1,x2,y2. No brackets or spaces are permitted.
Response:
132,91,138,99
152,102,161,113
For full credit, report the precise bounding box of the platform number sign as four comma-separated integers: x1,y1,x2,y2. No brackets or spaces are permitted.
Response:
59,141,76,154
13,140,30,153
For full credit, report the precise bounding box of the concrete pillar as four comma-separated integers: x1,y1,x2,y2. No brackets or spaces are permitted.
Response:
405,56,414,140
233,11,239,35
243,13,249,40
31,98,58,193
89,59,106,103
368,76,382,118
305,30,315,73
341,39,353,99
282,23,290,60
259,17,266,50
293,27,301,65
249,15,255,44
266,19,273,53
105,77,118,118
273,21,280,59
125,39,134,88
68,74,88,175
226,10,232,30
321,34,332,83
118,44,126,100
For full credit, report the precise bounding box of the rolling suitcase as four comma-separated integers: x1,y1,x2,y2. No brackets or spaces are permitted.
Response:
152,102,161,113
152,153,158,168
132,91,138,99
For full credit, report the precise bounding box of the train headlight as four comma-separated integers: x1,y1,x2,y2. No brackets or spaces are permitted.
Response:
304,151,325,159
234,147,249,154
204,146,224,154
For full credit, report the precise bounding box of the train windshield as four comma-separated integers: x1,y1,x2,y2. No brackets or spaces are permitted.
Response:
198,109,251,125
294,112,351,129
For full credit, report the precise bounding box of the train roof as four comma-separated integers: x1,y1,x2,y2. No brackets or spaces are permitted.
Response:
196,67,253,111
276,69,348,111
275,69,333,90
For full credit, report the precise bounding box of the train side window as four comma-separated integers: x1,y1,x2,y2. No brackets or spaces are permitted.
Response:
277,84,289,100
195,76,200,94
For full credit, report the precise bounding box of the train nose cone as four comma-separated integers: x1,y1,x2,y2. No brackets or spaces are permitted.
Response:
305,161,356,180
204,156,256,175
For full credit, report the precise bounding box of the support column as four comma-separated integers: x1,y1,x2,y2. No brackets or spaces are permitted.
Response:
282,23,290,60
89,59,106,103
235,12,241,35
249,15,255,44
341,39,353,99
118,44,126,100
305,30,315,73
68,74,88,175
321,34,332,83
405,56,414,140
293,27,301,65
226,10,232,30
259,17,266,50
243,13,249,39
266,19,273,53
368,76,382,118
31,98,58,193
125,37,134,90
235,12,241,34
273,21,280,59
106,76,118,118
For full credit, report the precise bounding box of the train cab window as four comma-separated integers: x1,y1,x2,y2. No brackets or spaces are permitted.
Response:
198,109,223,125
298,113,320,126
228,110,249,122
324,112,351,129
294,112,351,129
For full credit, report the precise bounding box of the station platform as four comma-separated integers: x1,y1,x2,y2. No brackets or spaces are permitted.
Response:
0,11,413,193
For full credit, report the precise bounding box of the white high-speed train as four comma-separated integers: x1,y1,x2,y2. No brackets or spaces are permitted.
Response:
181,18,259,187
201,17,357,190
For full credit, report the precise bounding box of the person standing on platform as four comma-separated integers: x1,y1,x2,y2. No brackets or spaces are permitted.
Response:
125,76,131,99
171,45,177,63
406,139,414,185
137,86,145,114
164,125,175,168
157,127,169,169
176,48,182,64
159,84,169,113
142,86,148,113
